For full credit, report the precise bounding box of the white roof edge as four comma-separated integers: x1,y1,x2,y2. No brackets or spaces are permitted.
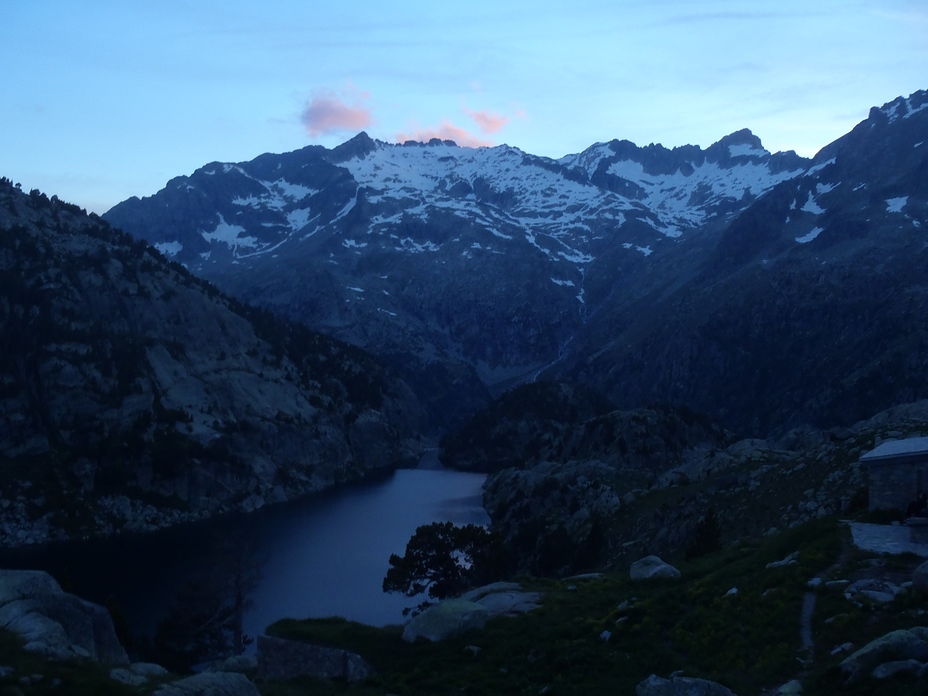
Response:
860,436,928,461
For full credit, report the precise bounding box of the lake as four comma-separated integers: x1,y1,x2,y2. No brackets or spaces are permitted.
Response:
0,464,488,643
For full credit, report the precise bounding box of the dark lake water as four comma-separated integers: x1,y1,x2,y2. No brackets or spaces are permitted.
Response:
0,463,488,643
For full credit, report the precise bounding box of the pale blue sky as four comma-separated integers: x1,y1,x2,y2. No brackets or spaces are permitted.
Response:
1,0,925,214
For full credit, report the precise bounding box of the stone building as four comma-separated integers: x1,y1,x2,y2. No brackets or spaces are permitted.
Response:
861,436,928,511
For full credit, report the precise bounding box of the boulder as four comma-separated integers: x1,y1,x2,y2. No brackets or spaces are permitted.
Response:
153,672,260,696
630,556,681,581
0,569,128,664
913,559,928,591
635,673,736,695
776,679,802,694
840,629,928,684
460,583,543,616
402,599,490,643
110,667,149,687
766,552,799,569
871,659,924,680
844,578,902,603
256,635,373,681
211,654,258,674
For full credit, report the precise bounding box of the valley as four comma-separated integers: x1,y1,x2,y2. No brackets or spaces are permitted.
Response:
1,88,928,694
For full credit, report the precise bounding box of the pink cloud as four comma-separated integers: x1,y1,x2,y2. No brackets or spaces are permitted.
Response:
396,120,494,148
464,108,510,134
301,89,372,137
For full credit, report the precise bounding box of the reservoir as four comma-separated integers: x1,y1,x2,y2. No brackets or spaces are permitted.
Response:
0,465,488,644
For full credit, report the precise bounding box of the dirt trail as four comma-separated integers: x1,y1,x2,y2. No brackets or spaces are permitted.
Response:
798,530,856,669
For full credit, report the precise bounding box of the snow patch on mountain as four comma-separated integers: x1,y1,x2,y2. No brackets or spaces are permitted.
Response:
805,158,836,177
232,195,264,208
557,249,594,264
202,214,258,251
396,238,440,253
269,179,316,200
155,241,183,257
728,143,768,158
801,193,824,215
606,158,801,233
881,92,928,122
286,208,313,230
906,101,928,119
795,227,824,244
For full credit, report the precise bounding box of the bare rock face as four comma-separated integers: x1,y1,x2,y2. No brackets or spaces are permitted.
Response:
0,569,128,664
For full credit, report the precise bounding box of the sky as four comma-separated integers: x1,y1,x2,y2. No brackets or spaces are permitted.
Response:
1,1,926,215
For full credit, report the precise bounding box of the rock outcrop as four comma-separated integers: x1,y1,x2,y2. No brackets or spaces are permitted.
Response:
0,569,127,664
152,672,260,696
402,582,543,643
630,556,681,581
256,635,374,681
636,673,736,695
840,628,928,684
402,599,490,643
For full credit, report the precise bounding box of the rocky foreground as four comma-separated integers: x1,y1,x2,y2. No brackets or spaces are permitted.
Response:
476,396,928,577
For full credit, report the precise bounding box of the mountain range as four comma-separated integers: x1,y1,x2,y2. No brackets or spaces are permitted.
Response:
104,90,928,436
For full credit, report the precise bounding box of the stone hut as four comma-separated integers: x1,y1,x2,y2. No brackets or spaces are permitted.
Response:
861,436,928,511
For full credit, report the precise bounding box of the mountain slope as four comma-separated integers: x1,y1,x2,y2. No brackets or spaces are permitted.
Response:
561,90,928,435
0,179,423,545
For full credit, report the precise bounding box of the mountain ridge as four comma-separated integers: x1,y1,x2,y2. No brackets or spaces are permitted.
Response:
103,89,928,435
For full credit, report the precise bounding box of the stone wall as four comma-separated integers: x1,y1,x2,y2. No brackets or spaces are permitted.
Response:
869,461,928,511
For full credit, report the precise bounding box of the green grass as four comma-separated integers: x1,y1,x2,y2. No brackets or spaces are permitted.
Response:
262,517,850,695
8,515,922,695
0,630,141,696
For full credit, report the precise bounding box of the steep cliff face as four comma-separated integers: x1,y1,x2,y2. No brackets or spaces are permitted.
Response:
0,179,424,545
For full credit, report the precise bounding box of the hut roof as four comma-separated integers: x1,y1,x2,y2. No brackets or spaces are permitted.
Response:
860,436,928,464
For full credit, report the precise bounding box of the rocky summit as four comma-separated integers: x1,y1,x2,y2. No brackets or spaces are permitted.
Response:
0,179,423,545
103,90,928,435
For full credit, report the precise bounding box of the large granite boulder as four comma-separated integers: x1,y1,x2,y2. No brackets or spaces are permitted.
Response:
636,673,736,695
840,628,928,684
0,569,128,664
257,635,374,681
110,662,169,686
913,559,928,591
402,599,490,643
460,582,543,616
402,582,544,643
630,556,681,581
153,672,260,695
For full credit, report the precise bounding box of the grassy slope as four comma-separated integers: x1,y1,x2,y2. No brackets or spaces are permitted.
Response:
5,515,927,694
264,517,904,695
